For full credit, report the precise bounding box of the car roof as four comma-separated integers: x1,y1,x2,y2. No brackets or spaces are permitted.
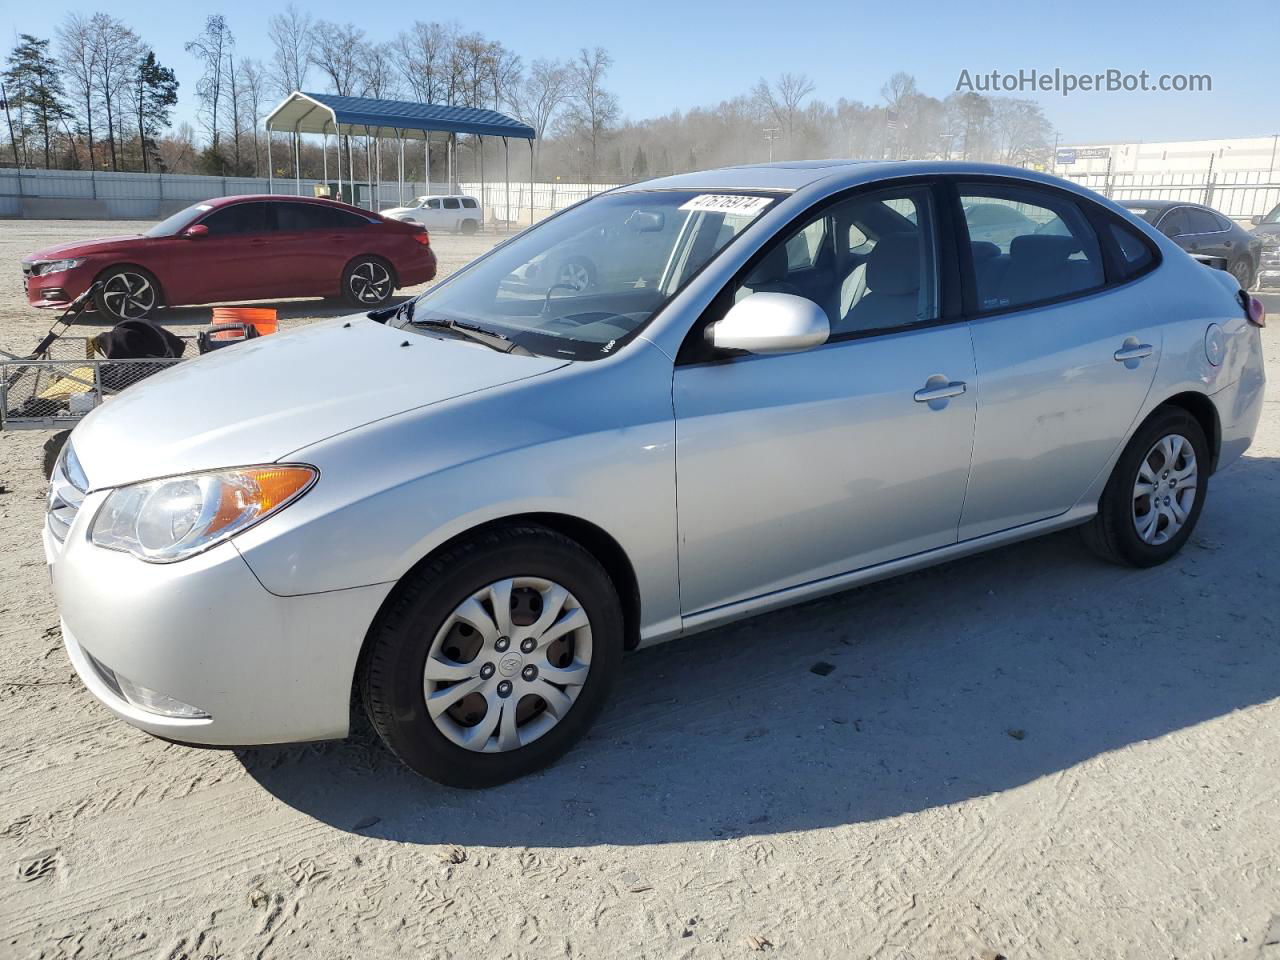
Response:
615,159,1126,197
203,194,378,217
1118,199,1183,210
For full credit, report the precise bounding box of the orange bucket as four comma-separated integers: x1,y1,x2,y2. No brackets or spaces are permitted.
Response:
212,306,278,336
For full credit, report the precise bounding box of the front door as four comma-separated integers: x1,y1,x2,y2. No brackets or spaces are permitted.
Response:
673,183,978,615
187,200,274,303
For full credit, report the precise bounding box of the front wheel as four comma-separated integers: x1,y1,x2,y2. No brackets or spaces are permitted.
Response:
94,266,161,321
358,525,623,787
1081,407,1209,567
342,256,396,307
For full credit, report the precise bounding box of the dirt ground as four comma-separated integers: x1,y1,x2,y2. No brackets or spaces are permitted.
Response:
1,219,1279,960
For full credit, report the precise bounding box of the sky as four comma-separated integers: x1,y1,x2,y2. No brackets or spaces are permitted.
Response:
2,0,1276,146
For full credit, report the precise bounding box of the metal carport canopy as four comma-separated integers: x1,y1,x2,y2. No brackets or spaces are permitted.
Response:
265,92,535,140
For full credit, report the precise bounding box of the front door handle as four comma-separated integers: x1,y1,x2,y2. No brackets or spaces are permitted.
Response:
914,379,967,403
1114,343,1153,362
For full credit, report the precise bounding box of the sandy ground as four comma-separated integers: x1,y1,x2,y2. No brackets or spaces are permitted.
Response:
1,219,1279,960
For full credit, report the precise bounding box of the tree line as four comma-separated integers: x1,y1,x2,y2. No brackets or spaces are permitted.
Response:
1,9,1057,186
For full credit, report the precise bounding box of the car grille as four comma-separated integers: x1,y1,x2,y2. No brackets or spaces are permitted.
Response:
47,450,87,545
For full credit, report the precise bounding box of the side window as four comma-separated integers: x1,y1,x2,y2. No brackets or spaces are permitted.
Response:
1186,208,1223,234
734,186,938,338
1157,208,1191,238
272,202,367,231
461,198,478,209
200,202,269,235
426,199,442,209
958,185,1104,311
1109,221,1156,277
443,198,461,210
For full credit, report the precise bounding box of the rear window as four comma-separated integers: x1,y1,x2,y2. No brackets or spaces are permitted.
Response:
274,202,369,231
461,198,478,209
1109,221,1156,277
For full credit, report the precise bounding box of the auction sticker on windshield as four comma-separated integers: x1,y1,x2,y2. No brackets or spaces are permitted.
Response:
678,194,774,215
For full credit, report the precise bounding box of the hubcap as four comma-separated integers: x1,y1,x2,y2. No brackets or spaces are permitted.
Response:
1132,433,1198,545
557,262,590,292
422,577,592,753
349,261,392,303
101,272,156,319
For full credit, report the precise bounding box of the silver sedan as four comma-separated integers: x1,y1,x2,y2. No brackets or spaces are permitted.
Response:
46,161,1267,787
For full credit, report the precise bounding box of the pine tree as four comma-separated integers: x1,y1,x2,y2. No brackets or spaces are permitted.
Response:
3,34,70,168
632,145,649,180
134,51,178,173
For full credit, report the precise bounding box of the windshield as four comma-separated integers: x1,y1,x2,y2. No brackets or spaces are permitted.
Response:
401,189,778,359
1263,204,1280,225
144,202,212,237
1122,205,1159,225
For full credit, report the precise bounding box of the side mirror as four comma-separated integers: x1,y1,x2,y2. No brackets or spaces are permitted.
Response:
183,224,209,240
707,292,829,355
1251,215,1262,227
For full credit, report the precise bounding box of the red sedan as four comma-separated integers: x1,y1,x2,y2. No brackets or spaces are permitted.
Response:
21,195,437,320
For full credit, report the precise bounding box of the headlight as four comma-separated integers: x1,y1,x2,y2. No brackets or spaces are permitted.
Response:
90,465,317,563
34,258,85,275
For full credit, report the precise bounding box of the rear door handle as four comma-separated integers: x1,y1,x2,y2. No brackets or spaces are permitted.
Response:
914,380,967,402
1114,343,1153,362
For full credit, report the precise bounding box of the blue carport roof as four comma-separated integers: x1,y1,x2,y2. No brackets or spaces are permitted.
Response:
265,91,535,140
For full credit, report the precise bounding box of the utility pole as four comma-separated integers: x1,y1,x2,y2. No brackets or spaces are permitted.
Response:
763,127,781,163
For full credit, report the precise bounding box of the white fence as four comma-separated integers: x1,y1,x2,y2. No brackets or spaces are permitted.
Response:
0,167,626,223
1061,170,1280,220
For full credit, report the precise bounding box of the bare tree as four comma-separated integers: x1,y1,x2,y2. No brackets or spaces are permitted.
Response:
267,4,314,97
310,21,366,97
487,42,522,113
561,47,618,183
752,72,815,156
239,58,267,175
512,58,567,177
393,21,456,105
185,15,234,169
58,14,98,170
990,97,1052,165
90,13,141,171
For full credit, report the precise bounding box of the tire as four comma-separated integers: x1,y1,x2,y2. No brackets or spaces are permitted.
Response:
1229,257,1256,291
556,257,596,292
93,266,161,321
1081,406,1209,567
342,256,396,307
43,430,71,478
460,219,479,236
358,524,624,788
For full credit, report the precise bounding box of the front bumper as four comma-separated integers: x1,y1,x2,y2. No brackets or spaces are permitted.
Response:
23,267,90,309
48,497,393,746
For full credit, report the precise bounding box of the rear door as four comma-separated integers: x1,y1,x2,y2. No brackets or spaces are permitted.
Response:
953,180,1162,539
270,201,372,296
187,201,273,302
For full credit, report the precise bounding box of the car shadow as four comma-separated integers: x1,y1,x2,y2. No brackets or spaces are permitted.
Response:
239,452,1280,847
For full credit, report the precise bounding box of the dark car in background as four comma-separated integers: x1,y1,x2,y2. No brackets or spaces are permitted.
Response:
1120,199,1261,290
21,196,437,321
1249,202,1280,290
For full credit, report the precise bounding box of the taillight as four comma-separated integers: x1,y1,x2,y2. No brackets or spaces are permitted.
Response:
1241,290,1266,328
413,230,431,247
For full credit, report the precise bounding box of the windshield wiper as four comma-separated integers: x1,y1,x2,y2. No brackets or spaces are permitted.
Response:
408,315,531,355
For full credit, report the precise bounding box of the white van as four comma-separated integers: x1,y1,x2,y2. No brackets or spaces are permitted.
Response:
382,195,483,235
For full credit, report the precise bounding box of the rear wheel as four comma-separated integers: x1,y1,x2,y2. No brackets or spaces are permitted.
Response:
460,219,479,236
1229,257,1256,290
342,256,395,307
359,524,623,788
94,266,161,321
1081,407,1209,567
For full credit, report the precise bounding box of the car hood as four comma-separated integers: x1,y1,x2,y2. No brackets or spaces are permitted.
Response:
1253,223,1280,240
26,235,146,261
71,316,569,489
381,207,415,217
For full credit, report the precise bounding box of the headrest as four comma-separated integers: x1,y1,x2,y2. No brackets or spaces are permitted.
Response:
749,243,791,285
1009,234,1082,271
970,241,1000,262
867,233,920,297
